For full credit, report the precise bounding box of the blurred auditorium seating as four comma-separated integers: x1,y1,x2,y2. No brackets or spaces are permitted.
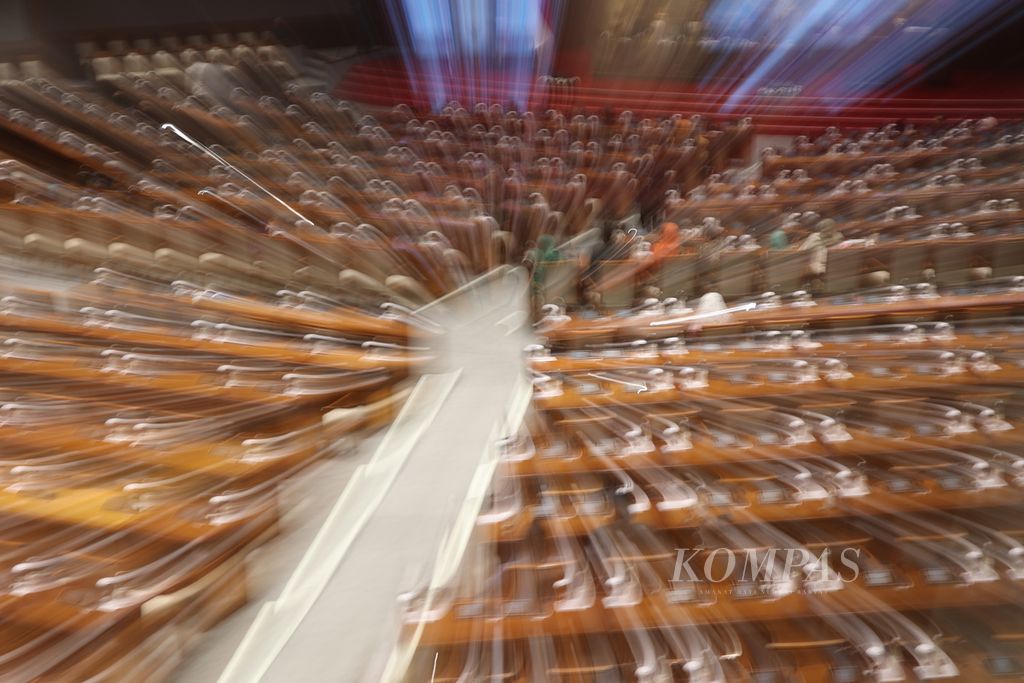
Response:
0,59,442,678
400,280,1024,680
523,117,1024,309
0,34,1023,679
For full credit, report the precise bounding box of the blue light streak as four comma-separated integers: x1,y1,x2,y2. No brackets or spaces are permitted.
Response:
387,0,555,112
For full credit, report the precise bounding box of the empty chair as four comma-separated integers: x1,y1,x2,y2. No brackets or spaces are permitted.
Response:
539,259,581,308
595,260,638,308
0,63,20,81
109,242,161,272
763,248,809,294
232,44,258,64
179,47,203,67
716,250,759,298
256,44,292,63
19,60,55,79
64,237,110,264
256,45,300,80
91,56,124,82
824,248,864,295
22,232,66,260
122,52,152,75
206,47,232,65
150,50,186,88
385,274,433,306
934,241,983,286
889,241,931,284
154,247,200,271
338,268,398,304
658,254,698,300
992,239,1024,278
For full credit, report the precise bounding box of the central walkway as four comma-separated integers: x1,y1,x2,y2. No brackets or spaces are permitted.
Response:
219,267,533,683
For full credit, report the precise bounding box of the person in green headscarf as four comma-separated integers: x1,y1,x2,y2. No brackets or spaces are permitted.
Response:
526,234,561,315
527,234,560,286
768,225,789,250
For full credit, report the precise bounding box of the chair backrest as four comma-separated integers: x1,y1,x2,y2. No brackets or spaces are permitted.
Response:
206,47,231,65
91,56,122,77
888,241,929,285
540,260,580,307
233,45,258,63
123,53,152,73
257,45,286,63
151,50,182,69
597,259,637,308
824,248,864,295
658,254,698,300
933,242,979,286
179,48,203,66
763,249,809,294
716,251,759,298
19,60,52,79
991,238,1024,278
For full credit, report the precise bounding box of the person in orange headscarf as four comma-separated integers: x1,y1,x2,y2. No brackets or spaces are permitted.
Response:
651,222,682,262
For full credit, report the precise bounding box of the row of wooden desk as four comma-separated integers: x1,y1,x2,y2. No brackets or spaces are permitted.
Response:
400,286,1024,681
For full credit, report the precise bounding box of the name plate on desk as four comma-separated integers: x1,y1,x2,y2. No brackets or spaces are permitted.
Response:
865,568,894,586
456,602,485,619
886,477,922,493
539,442,568,459
709,491,736,507
505,599,532,615
712,431,737,447
667,583,698,603
924,567,955,584
937,475,968,491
